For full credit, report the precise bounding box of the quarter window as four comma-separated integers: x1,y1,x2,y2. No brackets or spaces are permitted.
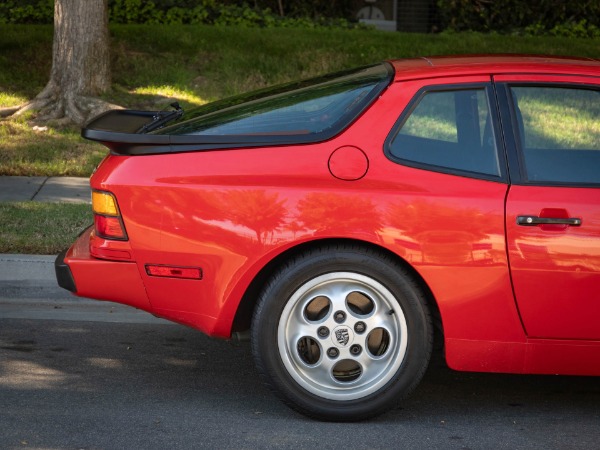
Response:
511,86,600,184
388,88,500,176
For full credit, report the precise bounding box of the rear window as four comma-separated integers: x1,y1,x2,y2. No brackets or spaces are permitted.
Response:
154,63,393,140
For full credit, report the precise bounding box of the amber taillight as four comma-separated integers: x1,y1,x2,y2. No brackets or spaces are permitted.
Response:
92,190,128,240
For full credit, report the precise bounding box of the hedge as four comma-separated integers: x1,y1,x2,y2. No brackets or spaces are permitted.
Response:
1,0,599,37
437,0,600,37
0,0,363,28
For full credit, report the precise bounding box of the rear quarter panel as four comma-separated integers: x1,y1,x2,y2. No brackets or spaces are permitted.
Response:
91,77,526,364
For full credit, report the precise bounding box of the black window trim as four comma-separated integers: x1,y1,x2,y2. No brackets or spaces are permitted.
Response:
497,80,600,188
384,82,509,183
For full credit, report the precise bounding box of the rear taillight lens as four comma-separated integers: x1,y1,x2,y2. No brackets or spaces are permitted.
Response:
92,190,128,240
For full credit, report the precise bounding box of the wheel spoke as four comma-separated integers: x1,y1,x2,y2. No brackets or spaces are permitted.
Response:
305,356,336,387
363,309,398,335
358,353,395,385
286,322,319,345
315,283,352,315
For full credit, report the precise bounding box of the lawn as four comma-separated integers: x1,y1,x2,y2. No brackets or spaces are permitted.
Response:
0,25,598,177
0,202,91,254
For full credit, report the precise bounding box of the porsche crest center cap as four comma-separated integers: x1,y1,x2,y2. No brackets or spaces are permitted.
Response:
332,326,354,348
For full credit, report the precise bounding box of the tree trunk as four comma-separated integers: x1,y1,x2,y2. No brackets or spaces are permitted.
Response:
16,0,117,125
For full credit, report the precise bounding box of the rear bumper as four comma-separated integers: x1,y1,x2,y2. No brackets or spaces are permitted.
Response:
55,249,76,292
55,226,151,311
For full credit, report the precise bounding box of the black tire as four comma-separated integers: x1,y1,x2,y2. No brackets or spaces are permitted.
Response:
251,244,433,421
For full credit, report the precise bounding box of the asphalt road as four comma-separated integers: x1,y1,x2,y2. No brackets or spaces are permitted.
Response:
1,256,599,449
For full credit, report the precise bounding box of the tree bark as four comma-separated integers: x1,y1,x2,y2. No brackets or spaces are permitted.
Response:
14,0,117,125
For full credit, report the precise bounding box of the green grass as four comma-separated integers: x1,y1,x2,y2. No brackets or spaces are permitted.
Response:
0,202,92,254
0,25,599,176
0,114,105,176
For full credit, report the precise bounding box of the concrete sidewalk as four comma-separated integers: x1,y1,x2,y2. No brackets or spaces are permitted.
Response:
0,176,90,203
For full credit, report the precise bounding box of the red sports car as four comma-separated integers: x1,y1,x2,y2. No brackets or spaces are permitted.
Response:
56,55,600,421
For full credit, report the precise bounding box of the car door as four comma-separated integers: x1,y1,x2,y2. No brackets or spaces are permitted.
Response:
496,74,600,340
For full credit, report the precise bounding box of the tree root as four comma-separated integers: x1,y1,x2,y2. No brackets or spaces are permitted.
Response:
0,106,21,118
2,89,121,126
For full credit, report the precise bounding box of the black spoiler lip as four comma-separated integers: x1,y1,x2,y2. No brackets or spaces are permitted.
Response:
81,109,341,155
82,109,170,154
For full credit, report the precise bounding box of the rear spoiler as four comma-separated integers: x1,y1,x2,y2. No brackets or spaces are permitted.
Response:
82,109,171,154
82,108,330,156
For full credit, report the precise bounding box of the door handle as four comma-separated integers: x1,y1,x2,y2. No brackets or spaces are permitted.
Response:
517,216,582,226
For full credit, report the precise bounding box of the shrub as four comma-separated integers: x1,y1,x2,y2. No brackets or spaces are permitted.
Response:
437,0,600,36
526,20,600,39
0,0,53,24
0,0,366,29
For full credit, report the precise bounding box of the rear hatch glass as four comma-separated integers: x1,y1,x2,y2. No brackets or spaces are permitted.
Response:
153,63,393,141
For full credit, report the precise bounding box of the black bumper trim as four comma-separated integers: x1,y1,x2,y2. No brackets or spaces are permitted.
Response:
55,249,77,293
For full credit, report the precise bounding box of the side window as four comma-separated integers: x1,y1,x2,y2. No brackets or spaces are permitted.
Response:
511,86,600,184
388,88,500,177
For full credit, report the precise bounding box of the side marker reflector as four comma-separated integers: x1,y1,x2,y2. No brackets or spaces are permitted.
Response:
145,265,203,280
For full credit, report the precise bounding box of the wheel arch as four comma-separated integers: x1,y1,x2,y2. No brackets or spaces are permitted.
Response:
231,238,444,345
